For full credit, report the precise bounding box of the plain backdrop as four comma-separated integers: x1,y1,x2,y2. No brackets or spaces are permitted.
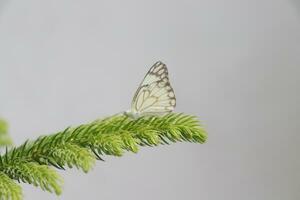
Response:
0,0,299,200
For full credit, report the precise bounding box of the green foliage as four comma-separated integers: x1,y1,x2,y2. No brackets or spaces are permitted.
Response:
0,172,22,200
2,162,63,195
0,113,207,200
0,119,12,147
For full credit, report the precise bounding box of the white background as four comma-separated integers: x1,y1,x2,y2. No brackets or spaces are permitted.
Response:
0,0,299,199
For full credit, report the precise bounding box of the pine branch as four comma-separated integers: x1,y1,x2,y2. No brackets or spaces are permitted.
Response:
0,172,22,200
0,113,207,200
0,119,13,147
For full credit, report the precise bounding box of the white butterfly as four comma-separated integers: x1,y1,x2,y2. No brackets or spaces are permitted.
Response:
125,61,176,119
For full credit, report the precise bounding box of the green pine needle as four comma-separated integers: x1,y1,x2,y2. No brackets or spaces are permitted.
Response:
0,113,207,200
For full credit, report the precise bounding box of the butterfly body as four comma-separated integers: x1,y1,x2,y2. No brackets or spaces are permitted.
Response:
125,61,176,119
124,110,141,119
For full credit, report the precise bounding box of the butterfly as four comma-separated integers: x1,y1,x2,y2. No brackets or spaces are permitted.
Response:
125,61,176,119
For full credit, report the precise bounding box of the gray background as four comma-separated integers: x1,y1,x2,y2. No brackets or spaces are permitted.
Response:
0,0,299,199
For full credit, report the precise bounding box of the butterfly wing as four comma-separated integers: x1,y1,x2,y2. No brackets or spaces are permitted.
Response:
131,61,176,115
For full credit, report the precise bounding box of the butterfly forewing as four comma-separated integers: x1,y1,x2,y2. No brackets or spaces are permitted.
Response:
131,61,176,116
142,62,169,85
